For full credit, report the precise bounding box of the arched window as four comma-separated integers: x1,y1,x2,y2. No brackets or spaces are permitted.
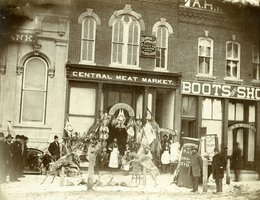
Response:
111,15,140,67
78,9,101,64
21,57,48,124
155,26,168,70
109,5,144,68
81,17,96,63
152,18,173,71
226,41,240,79
198,37,213,75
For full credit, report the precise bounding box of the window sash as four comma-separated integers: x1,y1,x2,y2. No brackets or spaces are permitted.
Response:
198,37,213,75
253,63,260,80
81,17,96,62
111,16,140,67
155,26,168,69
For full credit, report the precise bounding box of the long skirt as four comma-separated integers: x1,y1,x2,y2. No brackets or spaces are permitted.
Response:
109,148,119,168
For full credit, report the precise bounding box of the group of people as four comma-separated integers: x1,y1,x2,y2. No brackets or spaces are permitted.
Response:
188,142,242,194
0,132,29,184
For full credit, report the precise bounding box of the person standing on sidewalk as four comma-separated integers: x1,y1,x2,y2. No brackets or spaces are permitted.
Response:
0,132,7,184
48,135,60,161
212,148,227,193
232,142,242,182
5,134,13,182
11,135,22,182
189,146,203,192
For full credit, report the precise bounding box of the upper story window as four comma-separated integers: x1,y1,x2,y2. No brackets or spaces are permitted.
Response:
226,40,240,79
78,9,101,65
21,57,48,124
198,37,213,76
253,46,260,80
152,18,173,71
109,5,145,68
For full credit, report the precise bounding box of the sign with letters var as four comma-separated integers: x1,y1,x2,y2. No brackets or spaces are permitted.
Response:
181,81,260,100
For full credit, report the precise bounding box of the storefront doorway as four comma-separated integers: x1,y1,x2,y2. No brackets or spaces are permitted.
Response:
228,124,256,170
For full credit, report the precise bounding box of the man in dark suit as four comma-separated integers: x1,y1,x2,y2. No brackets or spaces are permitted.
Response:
48,135,60,161
11,135,22,182
5,133,13,182
0,132,7,184
189,146,203,192
212,148,227,193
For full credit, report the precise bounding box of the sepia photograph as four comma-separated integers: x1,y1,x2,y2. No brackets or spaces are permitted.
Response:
0,0,259,199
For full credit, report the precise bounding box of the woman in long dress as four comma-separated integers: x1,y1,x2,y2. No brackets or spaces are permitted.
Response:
108,138,119,169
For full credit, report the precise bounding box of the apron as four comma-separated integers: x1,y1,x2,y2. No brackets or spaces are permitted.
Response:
109,147,119,168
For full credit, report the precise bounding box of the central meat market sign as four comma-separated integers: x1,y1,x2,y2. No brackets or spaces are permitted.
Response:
181,81,260,100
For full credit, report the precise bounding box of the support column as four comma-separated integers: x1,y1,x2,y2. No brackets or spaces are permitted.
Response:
255,101,260,175
197,96,203,138
143,87,149,121
222,99,229,152
174,88,182,141
95,82,103,119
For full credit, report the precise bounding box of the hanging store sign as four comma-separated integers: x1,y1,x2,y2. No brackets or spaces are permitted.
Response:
10,33,36,43
140,36,156,58
67,65,180,88
181,81,260,100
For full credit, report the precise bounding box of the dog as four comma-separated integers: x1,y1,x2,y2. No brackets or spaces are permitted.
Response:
40,152,81,184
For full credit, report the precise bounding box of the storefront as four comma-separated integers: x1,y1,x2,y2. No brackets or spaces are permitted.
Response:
181,81,260,169
66,64,181,150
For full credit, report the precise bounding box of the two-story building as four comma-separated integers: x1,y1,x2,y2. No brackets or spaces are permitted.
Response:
0,1,70,150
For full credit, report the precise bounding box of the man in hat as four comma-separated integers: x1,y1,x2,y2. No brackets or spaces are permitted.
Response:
189,146,203,192
0,132,7,184
11,135,22,181
212,148,227,193
5,133,13,182
48,135,60,161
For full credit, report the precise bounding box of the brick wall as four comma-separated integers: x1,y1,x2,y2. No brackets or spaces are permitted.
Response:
68,0,259,85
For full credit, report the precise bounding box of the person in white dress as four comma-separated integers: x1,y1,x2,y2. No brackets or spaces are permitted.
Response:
161,142,170,173
108,138,119,169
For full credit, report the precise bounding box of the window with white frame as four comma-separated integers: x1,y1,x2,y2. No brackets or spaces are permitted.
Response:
81,17,96,63
228,102,244,121
226,41,240,78
78,9,101,64
253,46,260,80
21,57,48,124
155,26,168,70
198,37,213,75
111,15,140,67
202,98,222,120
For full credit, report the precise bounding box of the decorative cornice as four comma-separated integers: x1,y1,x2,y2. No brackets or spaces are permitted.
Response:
179,6,231,27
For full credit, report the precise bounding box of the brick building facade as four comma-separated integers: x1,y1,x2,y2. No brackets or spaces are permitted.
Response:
66,0,260,169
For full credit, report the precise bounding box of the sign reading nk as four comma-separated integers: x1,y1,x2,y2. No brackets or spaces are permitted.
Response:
181,81,260,100
10,33,36,43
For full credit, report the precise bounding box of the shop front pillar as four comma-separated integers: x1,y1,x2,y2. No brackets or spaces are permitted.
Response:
255,101,260,174
197,96,203,138
222,99,229,152
143,87,149,122
174,88,182,141
95,82,103,119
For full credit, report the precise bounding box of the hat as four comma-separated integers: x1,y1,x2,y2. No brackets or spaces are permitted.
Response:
5,133,13,139
0,132,4,137
15,135,21,139
54,135,59,139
